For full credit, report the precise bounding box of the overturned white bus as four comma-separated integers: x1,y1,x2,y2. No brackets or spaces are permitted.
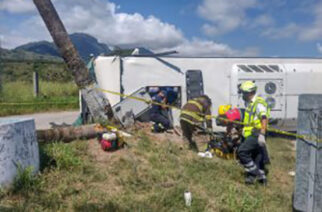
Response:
83,55,322,130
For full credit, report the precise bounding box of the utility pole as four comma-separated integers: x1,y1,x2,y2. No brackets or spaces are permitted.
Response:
33,0,112,122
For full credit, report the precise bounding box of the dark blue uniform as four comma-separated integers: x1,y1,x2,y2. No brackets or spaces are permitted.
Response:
150,95,170,132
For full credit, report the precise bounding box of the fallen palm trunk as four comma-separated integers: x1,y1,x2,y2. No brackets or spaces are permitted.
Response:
37,124,103,143
37,124,132,143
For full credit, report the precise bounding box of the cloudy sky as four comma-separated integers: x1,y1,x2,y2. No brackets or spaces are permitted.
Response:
1,0,322,57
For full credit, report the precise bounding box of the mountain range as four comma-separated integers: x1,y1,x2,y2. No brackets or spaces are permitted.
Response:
1,33,158,63
13,33,111,62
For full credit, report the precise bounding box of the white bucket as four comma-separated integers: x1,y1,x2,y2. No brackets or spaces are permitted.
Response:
102,132,117,140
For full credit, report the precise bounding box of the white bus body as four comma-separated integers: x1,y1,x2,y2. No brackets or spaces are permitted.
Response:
93,56,322,130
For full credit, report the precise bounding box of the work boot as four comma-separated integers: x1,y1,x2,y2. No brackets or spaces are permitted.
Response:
151,125,156,132
189,141,199,152
245,174,256,185
258,178,267,186
258,169,267,186
158,123,166,132
151,123,158,132
151,123,164,133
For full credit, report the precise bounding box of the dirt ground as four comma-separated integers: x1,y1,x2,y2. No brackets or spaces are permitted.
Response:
87,122,214,161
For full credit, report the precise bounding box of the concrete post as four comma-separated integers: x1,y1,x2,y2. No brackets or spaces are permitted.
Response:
293,94,322,212
0,118,39,187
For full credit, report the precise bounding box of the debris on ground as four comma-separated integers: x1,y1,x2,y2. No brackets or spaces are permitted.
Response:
288,171,296,177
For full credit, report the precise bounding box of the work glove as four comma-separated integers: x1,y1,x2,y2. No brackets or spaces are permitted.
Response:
258,134,266,147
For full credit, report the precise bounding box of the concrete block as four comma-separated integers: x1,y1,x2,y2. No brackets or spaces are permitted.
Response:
0,118,39,187
294,94,322,212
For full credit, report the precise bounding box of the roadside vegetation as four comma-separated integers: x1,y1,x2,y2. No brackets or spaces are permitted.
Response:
0,62,79,116
0,128,295,211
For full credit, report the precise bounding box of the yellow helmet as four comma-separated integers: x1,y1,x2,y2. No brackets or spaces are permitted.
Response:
218,105,231,115
239,81,257,93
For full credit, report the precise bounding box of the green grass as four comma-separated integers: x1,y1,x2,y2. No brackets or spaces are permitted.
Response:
0,132,296,211
12,166,40,195
0,81,79,116
0,61,79,116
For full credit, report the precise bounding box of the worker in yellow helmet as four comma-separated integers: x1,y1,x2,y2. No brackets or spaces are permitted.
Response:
216,104,231,126
237,81,270,185
218,105,231,116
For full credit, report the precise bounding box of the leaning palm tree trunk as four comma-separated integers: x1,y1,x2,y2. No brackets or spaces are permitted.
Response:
33,0,112,122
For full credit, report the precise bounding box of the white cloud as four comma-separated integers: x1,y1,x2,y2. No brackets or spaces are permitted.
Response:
251,14,274,28
0,0,35,13
198,0,257,35
0,0,185,50
0,0,258,57
0,14,51,48
196,0,322,43
175,39,238,56
261,23,299,39
53,0,185,50
1,31,39,49
317,43,322,54
160,38,259,57
261,2,322,41
298,3,322,41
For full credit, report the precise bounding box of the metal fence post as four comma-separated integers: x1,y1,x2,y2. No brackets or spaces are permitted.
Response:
33,63,39,97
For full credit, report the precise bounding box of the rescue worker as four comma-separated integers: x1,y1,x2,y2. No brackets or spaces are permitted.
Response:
237,81,270,185
200,107,244,159
224,107,244,145
217,105,244,143
216,104,232,126
150,90,171,132
180,95,212,152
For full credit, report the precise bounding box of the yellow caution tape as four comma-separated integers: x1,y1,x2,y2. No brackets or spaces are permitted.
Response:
96,87,322,143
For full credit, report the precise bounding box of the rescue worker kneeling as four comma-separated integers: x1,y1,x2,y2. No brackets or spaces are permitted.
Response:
200,106,243,159
238,81,270,185
180,95,212,152
222,107,244,150
150,90,171,133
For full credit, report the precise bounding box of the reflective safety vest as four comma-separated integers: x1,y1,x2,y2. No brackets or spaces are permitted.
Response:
242,96,270,138
180,98,210,125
